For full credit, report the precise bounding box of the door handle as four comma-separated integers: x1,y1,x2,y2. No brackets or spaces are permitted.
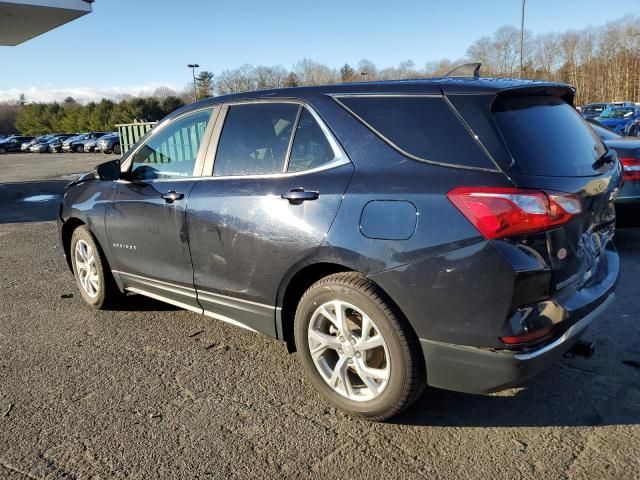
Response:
161,190,184,203
281,187,319,204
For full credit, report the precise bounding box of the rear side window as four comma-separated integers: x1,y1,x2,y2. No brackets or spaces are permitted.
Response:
214,103,299,176
493,96,606,177
337,96,494,169
287,109,335,172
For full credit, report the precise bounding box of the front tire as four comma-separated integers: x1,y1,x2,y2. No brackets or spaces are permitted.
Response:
294,272,425,421
75,145,84,153
70,226,118,309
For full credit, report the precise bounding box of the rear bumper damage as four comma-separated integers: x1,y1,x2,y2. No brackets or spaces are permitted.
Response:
420,293,615,394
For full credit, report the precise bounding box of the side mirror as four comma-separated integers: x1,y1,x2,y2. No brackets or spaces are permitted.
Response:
96,159,121,181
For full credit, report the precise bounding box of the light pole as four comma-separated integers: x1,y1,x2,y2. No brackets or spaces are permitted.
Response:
188,63,199,102
519,0,526,78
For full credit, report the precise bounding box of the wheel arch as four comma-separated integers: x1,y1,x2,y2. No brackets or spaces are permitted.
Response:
61,217,86,272
61,218,122,292
277,261,414,355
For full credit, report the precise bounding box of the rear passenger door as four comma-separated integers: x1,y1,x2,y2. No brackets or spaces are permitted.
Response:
187,101,354,336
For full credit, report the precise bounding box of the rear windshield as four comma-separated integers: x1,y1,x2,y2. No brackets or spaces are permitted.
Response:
337,96,494,169
493,96,606,177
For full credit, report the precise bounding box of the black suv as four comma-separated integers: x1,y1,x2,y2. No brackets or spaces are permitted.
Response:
59,67,620,420
0,135,34,153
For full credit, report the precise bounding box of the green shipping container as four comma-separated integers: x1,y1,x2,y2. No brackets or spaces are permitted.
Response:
116,121,157,154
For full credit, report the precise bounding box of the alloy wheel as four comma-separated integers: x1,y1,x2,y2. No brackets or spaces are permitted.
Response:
308,300,390,402
74,239,100,298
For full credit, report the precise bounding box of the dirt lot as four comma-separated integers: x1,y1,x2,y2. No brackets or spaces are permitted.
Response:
1,152,639,479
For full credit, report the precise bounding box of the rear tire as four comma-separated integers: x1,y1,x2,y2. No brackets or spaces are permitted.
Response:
294,272,425,421
113,144,121,155
70,226,119,309
0,147,6,154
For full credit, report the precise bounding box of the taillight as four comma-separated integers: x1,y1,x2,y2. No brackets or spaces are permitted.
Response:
447,187,582,239
620,157,640,182
500,326,554,345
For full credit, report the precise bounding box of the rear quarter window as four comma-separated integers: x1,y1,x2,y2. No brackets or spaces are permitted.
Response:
336,95,495,170
493,96,607,177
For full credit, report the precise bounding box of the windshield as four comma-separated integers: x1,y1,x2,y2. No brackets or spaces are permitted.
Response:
599,107,634,119
584,105,605,114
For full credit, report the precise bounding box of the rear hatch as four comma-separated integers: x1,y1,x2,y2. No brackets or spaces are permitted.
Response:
491,94,621,297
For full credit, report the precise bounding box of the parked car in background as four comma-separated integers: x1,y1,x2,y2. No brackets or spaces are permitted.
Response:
610,101,636,108
30,134,74,153
22,135,53,151
624,118,640,137
59,73,620,420
49,134,78,153
595,105,640,134
64,132,110,153
581,102,610,119
75,133,109,153
587,119,640,205
0,135,34,153
95,132,121,154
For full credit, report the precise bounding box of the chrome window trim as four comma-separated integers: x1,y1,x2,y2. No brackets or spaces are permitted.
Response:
201,98,350,178
119,105,219,180
332,94,501,173
283,106,303,173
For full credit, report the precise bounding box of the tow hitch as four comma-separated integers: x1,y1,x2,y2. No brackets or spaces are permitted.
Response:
565,340,596,359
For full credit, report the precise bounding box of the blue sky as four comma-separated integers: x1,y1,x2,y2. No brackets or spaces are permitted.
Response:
0,0,637,102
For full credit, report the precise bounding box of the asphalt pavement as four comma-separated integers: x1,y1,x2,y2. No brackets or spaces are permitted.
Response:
0,153,639,479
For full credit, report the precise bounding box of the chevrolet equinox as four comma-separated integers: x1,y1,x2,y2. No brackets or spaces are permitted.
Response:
59,65,620,421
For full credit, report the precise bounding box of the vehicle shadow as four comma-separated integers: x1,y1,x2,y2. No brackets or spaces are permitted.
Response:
615,204,640,229
392,359,640,428
0,179,70,224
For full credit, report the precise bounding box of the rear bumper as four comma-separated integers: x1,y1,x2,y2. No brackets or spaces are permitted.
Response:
420,293,614,394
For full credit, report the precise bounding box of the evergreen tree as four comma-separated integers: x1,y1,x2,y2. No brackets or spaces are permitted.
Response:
195,71,215,99
284,72,299,87
340,63,356,82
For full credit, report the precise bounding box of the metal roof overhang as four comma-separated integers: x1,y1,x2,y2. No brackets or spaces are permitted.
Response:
0,0,93,46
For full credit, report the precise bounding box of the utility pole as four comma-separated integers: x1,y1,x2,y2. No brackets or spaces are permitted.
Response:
188,64,199,102
520,0,526,78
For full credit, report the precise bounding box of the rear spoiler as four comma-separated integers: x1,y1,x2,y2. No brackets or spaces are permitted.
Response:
496,85,576,106
440,62,576,106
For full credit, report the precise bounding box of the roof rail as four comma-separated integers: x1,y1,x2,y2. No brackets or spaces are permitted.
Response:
444,62,481,79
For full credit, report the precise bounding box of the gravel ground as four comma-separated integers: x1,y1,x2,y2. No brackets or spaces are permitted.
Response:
1,153,639,479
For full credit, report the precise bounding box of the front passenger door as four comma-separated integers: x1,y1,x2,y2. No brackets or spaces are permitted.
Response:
105,108,215,308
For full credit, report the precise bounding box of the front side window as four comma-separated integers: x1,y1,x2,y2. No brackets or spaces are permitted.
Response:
287,109,335,172
130,108,212,180
213,103,299,176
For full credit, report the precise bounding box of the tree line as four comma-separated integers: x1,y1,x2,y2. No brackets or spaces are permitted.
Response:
198,15,640,105
8,95,185,136
2,14,638,135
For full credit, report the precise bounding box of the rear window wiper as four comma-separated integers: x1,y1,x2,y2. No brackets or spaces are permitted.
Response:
592,148,616,171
